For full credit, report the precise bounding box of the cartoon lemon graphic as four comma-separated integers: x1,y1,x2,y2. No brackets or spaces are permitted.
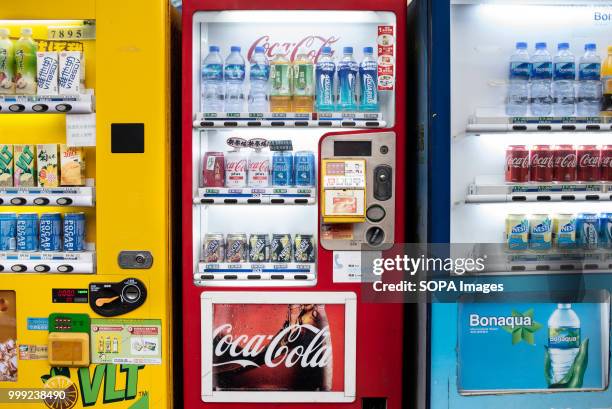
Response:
43,375,78,409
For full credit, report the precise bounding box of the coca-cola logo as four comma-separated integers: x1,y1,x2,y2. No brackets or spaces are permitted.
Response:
227,159,247,172
506,155,529,168
601,155,612,167
531,153,554,168
248,35,340,62
213,323,332,369
555,153,577,168
248,160,270,173
579,153,600,167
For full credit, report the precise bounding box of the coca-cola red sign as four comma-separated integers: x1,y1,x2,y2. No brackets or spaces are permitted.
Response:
247,35,340,62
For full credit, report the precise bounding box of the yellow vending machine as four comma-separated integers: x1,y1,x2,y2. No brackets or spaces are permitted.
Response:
0,1,175,408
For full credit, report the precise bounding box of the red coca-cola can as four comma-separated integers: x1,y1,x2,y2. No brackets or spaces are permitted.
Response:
577,145,601,182
202,152,225,187
601,145,612,182
553,144,577,182
505,145,530,183
530,145,554,182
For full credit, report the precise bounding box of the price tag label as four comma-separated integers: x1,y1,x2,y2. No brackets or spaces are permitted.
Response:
47,25,96,41
66,113,96,147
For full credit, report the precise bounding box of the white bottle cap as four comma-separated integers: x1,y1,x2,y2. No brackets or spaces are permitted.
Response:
21,27,32,36
0,28,9,37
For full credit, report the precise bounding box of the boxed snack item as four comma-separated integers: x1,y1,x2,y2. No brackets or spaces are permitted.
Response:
58,51,82,95
60,145,85,186
13,145,36,187
36,144,59,187
0,145,13,187
36,52,59,95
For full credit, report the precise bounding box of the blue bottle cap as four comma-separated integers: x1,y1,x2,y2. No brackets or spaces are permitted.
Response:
558,42,569,50
585,43,597,51
535,42,547,49
321,46,332,54
230,46,241,52
343,47,353,54
363,46,374,54
254,46,265,53
516,42,527,49
209,45,220,52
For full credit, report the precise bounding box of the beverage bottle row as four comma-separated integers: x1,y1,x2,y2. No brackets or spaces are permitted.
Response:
201,45,378,113
506,42,604,117
505,212,611,251
505,144,612,183
203,148,315,188
202,233,315,263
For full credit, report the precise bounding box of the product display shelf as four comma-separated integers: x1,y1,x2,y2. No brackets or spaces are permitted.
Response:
193,111,385,128
0,250,95,274
0,92,94,114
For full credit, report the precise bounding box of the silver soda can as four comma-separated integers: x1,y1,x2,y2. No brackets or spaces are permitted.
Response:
293,234,315,263
226,233,248,263
249,233,269,262
203,233,225,262
271,234,292,263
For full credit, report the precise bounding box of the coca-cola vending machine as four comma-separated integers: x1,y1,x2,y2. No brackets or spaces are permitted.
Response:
182,0,407,408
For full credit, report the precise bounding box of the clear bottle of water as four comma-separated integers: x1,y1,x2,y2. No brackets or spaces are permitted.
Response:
506,42,530,116
224,45,246,113
201,46,224,112
577,43,602,117
338,47,358,111
315,47,336,111
548,303,580,383
248,46,270,113
531,42,553,116
359,46,379,111
553,43,576,116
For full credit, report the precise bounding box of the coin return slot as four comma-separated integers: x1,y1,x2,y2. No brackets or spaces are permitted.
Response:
536,195,551,201
511,196,527,201
586,195,599,201
537,125,551,131
561,125,575,130
561,195,575,201
247,198,261,204
223,121,238,127
342,121,356,127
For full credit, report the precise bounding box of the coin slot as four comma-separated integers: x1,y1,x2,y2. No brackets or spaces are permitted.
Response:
366,227,385,246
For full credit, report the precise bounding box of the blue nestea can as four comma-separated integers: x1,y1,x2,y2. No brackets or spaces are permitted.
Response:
577,212,599,250
0,213,16,251
294,151,315,187
63,212,86,252
16,213,38,252
39,213,62,252
272,151,293,187
599,213,612,249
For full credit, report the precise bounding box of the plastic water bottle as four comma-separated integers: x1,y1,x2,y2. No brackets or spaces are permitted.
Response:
201,46,224,112
548,303,580,383
315,47,336,111
224,46,246,113
338,47,358,111
553,43,576,116
506,42,530,116
531,42,553,116
359,46,379,111
248,46,270,113
577,43,602,117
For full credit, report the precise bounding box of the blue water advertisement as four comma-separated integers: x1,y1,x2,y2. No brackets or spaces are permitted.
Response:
458,302,610,394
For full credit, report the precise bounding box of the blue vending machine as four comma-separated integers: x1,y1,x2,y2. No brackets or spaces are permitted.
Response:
413,1,612,409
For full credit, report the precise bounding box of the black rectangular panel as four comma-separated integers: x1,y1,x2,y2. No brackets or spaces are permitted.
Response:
111,123,145,153
334,140,372,157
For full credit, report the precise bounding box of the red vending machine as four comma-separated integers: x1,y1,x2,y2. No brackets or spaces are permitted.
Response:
181,1,407,407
